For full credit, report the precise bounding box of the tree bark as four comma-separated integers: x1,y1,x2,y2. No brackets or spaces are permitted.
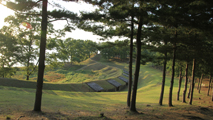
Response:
127,15,134,107
33,0,48,112
182,62,188,103
130,16,142,112
198,74,204,93
207,75,212,96
159,41,167,105
187,78,191,98
168,31,177,107
189,59,196,105
177,67,182,101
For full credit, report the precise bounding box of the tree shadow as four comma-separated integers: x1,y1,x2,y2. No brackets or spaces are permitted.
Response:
21,111,114,120
0,78,94,92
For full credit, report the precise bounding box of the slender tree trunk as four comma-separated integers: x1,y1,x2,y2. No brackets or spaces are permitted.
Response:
130,17,143,112
183,62,188,103
198,74,204,93
207,75,212,96
26,62,30,80
189,59,196,105
212,87,213,101
177,67,182,101
127,15,134,107
159,41,167,105
2,64,5,78
187,78,191,98
26,38,32,80
197,77,201,90
26,56,30,80
168,31,177,107
33,0,48,112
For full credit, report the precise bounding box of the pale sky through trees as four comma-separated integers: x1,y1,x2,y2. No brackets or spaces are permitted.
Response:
0,1,104,42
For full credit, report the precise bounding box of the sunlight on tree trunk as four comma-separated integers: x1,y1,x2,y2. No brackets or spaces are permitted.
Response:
127,15,134,107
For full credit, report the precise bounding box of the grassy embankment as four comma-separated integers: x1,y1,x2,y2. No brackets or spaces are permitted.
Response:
8,55,126,92
0,55,213,119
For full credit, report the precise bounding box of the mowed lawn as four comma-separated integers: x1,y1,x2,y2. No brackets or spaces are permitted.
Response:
0,62,213,120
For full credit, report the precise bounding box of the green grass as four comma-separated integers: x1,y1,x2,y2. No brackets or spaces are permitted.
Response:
1,56,212,119
12,56,122,84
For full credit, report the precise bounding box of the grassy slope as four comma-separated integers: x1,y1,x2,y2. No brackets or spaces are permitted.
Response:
12,55,122,85
8,55,123,92
0,57,213,119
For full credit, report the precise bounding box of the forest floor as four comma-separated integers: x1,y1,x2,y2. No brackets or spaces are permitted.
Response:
0,55,213,120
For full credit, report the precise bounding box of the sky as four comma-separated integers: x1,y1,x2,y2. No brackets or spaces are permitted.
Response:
0,1,106,42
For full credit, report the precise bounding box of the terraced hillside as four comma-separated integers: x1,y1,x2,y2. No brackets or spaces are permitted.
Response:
0,54,213,120
8,54,128,92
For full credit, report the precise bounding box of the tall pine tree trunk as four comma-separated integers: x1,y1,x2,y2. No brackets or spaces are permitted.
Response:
187,78,191,98
177,67,182,101
182,62,188,103
168,30,177,107
198,74,204,93
207,75,212,96
127,15,134,107
189,59,196,105
34,0,48,112
159,41,167,105
130,16,142,112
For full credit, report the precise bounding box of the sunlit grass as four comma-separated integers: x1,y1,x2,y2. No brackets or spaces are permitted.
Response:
1,57,212,119
12,56,122,84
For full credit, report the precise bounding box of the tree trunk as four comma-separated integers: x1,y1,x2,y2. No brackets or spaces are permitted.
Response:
212,87,213,101
189,59,196,105
207,75,212,96
130,16,142,112
187,78,191,98
127,15,134,107
33,0,48,112
27,57,30,80
159,41,167,105
177,67,182,101
26,38,32,80
182,62,188,103
197,77,201,90
198,74,204,93
2,64,5,78
168,33,177,107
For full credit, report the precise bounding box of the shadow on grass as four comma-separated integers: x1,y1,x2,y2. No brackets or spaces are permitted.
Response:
0,78,93,92
19,110,113,120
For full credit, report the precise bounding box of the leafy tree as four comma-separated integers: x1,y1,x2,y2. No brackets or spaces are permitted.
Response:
3,13,41,80
4,0,82,111
0,27,21,78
